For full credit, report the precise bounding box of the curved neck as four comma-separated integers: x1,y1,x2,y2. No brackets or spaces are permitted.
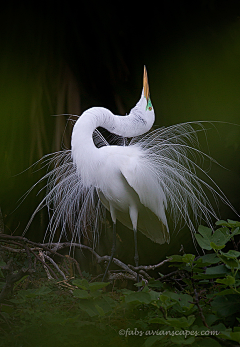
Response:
71,101,154,186
76,105,151,138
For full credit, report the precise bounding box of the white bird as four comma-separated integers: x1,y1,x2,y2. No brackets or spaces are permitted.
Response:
25,66,234,281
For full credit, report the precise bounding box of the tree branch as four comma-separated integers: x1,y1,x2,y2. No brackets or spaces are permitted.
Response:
0,266,35,302
0,235,171,283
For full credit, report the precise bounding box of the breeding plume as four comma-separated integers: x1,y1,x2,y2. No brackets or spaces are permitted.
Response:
26,67,232,280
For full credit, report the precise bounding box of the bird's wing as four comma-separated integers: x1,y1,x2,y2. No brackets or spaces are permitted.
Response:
119,158,170,244
138,205,170,244
98,186,169,244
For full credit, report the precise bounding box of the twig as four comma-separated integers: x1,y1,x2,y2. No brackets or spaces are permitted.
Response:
194,288,209,328
108,272,138,282
38,251,55,280
139,269,151,280
157,270,182,281
64,255,83,278
0,235,83,279
46,242,138,280
23,243,32,269
28,249,58,280
44,254,67,280
0,245,26,253
129,258,172,271
0,235,172,282
171,278,185,291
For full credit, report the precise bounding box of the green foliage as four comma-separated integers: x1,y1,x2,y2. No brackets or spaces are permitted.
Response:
1,220,240,346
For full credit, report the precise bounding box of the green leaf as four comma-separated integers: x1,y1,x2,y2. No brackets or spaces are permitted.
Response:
135,280,146,288
220,250,240,258
161,291,193,309
125,291,154,305
215,220,230,227
101,295,116,309
148,290,160,301
169,255,186,262
144,335,163,347
196,225,231,250
158,294,177,309
212,227,230,242
183,254,195,264
78,296,113,317
88,282,109,292
227,219,240,227
149,317,167,325
150,316,195,329
211,295,240,317
216,275,235,286
16,287,52,298
216,219,240,229
148,279,164,289
95,304,105,316
197,253,220,265
216,289,237,295
193,273,220,280
166,315,195,328
211,322,227,332
171,334,195,345
194,264,229,279
34,286,52,296
218,255,239,269
73,289,89,299
210,242,225,250
195,226,213,250
205,314,219,326
198,225,213,238
72,279,89,290
231,227,240,237
189,337,222,346
78,302,97,317
205,264,229,276
169,254,195,264
195,234,211,250
219,331,240,342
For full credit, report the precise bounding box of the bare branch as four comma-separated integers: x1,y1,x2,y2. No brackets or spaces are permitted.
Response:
0,267,35,302
44,253,67,280
0,235,172,282
44,242,139,280
128,258,172,271
38,251,55,280
194,288,209,328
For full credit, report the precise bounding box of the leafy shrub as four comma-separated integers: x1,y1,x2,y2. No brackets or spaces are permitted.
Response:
1,220,240,346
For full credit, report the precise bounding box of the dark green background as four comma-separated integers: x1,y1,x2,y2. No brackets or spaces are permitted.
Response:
1,2,240,265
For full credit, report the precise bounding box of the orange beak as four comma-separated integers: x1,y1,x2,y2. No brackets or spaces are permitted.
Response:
143,66,150,102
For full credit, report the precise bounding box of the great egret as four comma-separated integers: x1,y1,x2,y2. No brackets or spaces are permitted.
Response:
25,66,234,281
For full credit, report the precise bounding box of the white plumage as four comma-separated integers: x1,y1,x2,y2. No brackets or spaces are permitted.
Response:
25,67,233,279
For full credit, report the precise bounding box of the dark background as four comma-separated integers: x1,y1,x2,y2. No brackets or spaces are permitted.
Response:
1,1,240,265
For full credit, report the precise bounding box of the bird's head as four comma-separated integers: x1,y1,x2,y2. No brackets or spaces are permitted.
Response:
143,65,154,120
127,66,155,136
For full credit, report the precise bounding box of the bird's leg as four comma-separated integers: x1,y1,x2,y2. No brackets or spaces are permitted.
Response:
102,222,116,282
134,228,139,282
